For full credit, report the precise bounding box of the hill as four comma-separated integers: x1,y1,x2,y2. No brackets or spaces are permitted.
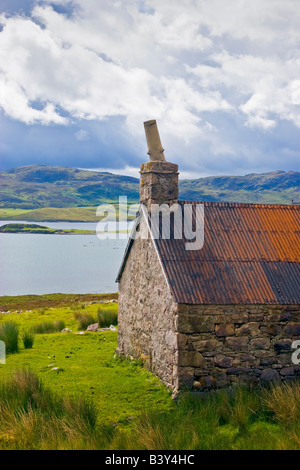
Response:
0,165,299,213
0,165,139,209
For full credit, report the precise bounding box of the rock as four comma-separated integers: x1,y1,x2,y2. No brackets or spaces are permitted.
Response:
261,369,280,382
215,324,234,337
283,323,300,336
110,299,118,303
274,339,292,352
260,325,281,336
249,338,270,350
193,381,202,389
280,312,292,322
198,376,213,389
236,322,261,337
227,368,243,375
109,325,117,331
212,372,229,388
61,328,72,334
226,337,249,351
87,323,99,332
179,351,207,368
238,353,256,364
178,314,214,334
177,333,188,350
193,339,223,353
280,367,295,376
214,355,233,368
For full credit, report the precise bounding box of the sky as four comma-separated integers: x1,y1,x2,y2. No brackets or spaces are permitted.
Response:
0,0,299,178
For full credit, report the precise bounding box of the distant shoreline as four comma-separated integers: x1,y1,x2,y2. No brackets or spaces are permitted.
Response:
0,223,129,235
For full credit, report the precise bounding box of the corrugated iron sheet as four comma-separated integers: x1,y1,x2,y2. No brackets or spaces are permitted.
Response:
153,202,300,304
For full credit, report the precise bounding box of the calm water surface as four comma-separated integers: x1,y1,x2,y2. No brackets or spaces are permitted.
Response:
0,220,130,296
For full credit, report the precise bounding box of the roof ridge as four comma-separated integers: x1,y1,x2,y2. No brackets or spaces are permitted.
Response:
178,200,300,209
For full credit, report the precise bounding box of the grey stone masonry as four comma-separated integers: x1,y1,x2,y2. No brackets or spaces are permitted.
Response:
117,215,179,390
177,304,300,392
140,161,179,209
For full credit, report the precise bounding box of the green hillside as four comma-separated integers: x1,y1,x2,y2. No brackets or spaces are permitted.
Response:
0,165,299,215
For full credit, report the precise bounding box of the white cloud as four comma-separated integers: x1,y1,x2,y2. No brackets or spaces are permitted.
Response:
0,0,299,171
75,129,89,141
187,51,300,129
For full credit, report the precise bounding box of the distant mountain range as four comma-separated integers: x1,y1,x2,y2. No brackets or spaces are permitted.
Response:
0,164,299,210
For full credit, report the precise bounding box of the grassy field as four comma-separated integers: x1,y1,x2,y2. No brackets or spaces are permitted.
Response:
0,296,172,427
0,206,136,222
0,207,102,222
1,294,300,450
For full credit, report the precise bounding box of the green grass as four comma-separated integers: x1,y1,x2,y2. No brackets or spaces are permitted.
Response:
31,320,65,335
72,311,97,330
0,370,99,450
0,223,96,235
0,296,172,431
0,292,118,312
22,331,35,349
1,294,300,450
97,307,118,328
0,207,102,222
0,322,19,354
0,206,136,222
0,223,130,235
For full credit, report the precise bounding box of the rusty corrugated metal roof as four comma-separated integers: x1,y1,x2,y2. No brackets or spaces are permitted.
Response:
154,202,300,304
117,201,300,305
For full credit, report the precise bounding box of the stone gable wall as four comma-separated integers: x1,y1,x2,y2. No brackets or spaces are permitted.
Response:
177,304,300,391
117,219,179,390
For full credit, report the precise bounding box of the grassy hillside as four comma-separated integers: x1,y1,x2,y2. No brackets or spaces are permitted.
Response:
0,165,299,216
0,165,139,209
180,170,300,204
0,206,100,222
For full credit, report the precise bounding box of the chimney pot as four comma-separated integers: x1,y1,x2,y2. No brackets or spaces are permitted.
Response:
144,119,166,162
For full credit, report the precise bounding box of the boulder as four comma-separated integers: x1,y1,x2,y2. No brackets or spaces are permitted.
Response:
87,323,99,332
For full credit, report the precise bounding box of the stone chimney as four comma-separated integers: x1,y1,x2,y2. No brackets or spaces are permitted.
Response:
140,120,179,210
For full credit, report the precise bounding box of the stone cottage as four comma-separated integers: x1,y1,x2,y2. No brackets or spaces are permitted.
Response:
116,120,300,395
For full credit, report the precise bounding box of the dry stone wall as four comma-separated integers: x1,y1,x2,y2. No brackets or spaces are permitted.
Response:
177,304,300,391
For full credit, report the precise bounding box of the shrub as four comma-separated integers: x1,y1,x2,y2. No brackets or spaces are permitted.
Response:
53,320,65,331
22,331,35,349
0,321,19,353
263,382,300,425
72,311,96,330
31,320,65,335
97,308,118,328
